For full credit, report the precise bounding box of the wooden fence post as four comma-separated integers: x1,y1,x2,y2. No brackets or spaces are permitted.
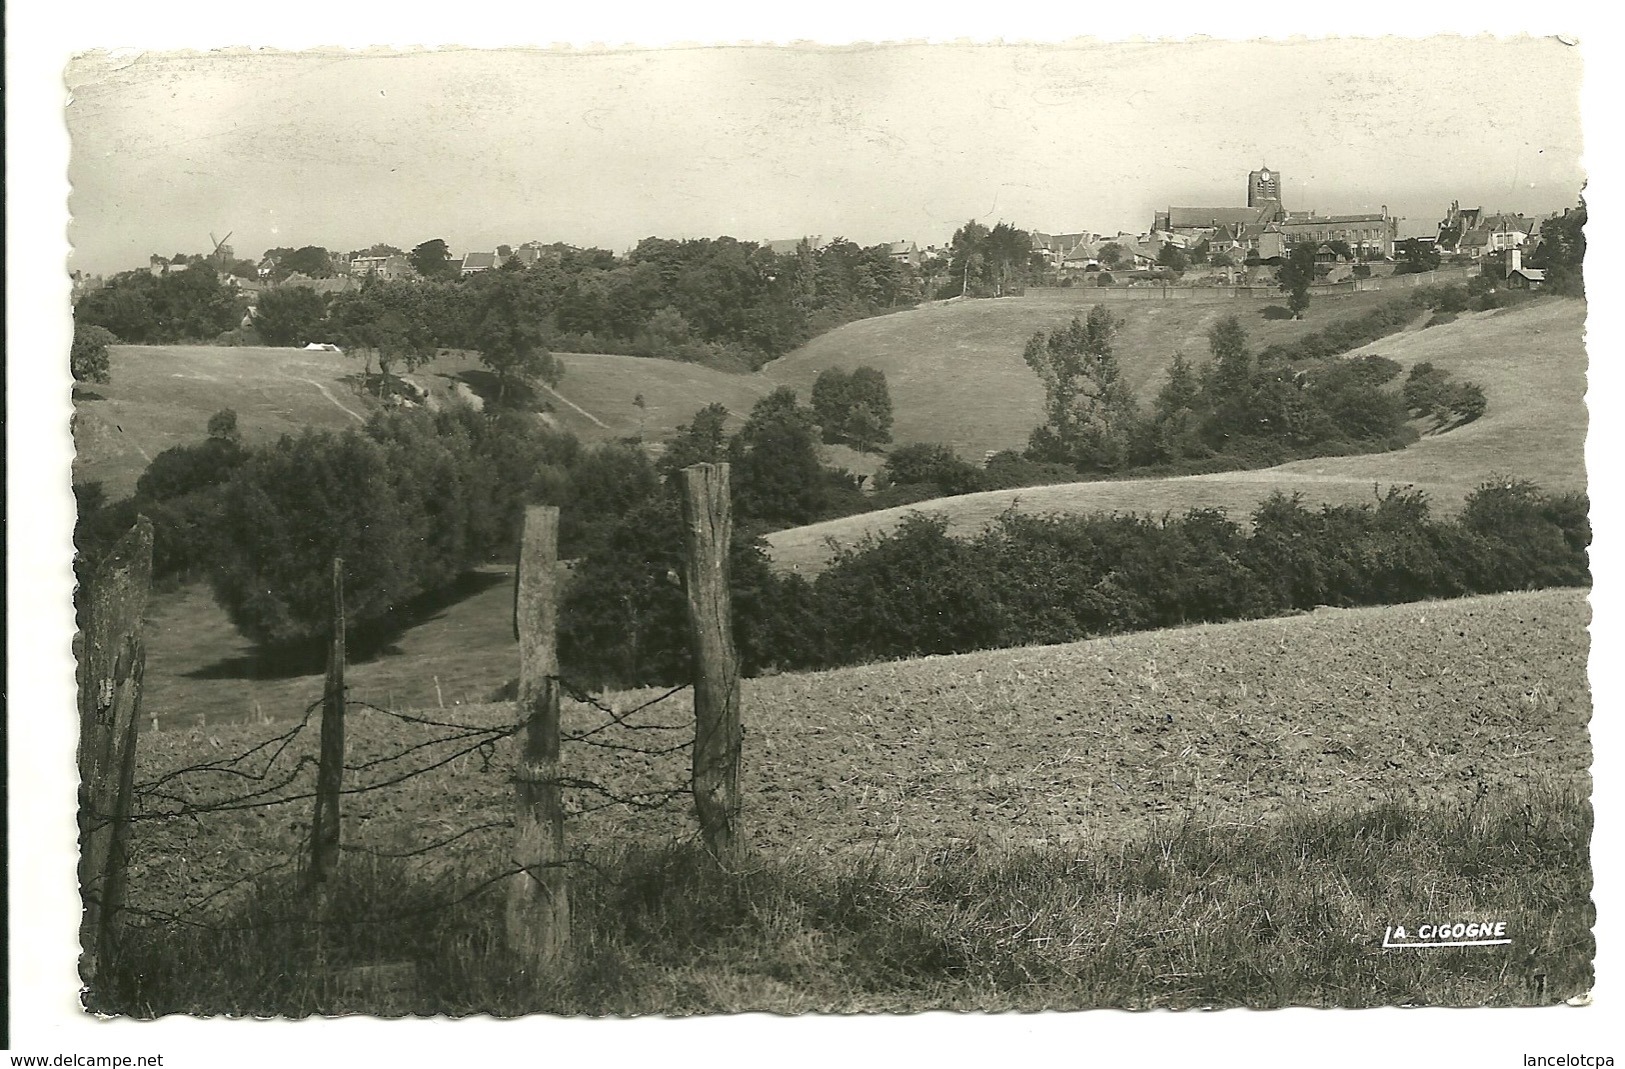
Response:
680,463,744,863
506,506,570,971
308,557,346,887
77,517,154,991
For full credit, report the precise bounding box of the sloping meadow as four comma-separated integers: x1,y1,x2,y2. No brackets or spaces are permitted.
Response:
112,587,1592,1013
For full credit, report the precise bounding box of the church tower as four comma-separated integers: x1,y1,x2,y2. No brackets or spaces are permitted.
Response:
1248,166,1283,218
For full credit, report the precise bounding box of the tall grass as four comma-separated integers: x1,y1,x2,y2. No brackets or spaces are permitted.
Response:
101,784,1591,1016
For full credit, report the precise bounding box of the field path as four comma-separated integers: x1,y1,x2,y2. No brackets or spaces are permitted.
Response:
290,375,366,423
540,382,611,429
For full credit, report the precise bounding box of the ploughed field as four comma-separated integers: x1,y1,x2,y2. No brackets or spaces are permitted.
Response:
126,588,1590,918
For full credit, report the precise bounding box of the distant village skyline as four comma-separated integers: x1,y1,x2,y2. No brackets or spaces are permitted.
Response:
74,174,1579,279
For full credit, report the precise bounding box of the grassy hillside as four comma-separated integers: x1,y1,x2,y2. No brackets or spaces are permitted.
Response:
766,297,1587,575
533,350,770,442
71,289,1433,500
139,567,520,729
761,288,1417,461
72,345,379,498
73,345,773,498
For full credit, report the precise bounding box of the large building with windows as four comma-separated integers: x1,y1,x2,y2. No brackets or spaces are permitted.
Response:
1154,168,1399,260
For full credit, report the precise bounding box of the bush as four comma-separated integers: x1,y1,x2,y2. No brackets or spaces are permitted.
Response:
71,323,118,384
879,443,985,496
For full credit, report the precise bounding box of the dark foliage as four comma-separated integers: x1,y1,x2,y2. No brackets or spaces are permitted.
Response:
569,470,1587,687
810,366,895,451
253,286,330,347
879,443,985,497
72,322,118,383
75,263,246,344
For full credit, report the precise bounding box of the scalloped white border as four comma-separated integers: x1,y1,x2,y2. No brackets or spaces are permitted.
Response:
8,6,1619,1067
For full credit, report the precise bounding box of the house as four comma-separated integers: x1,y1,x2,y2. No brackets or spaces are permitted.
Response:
279,273,358,296
1507,267,1546,289
762,236,824,256
350,254,414,280
1276,209,1398,260
460,252,499,276
1499,247,1546,289
1457,228,1492,260
1153,205,1278,240
886,240,921,269
1031,232,1093,266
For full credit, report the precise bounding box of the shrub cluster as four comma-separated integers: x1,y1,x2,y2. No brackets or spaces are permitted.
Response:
562,478,1588,686
1403,363,1487,427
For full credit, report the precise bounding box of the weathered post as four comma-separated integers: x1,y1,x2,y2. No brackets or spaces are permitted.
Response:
77,517,154,991
308,557,346,887
506,506,570,971
679,463,744,863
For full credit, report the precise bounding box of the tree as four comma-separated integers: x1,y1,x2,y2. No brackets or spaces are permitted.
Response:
809,366,893,450
1396,237,1442,276
1528,199,1586,297
71,323,117,384
845,366,894,450
276,246,336,280
1021,305,1138,471
410,238,458,280
328,287,435,387
729,387,826,527
74,264,244,343
207,408,242,445
879,442,983,496
1098,242,1126,270
1156,243,1189,275
809,368,853,443
468,270,563,407
1205,316,1254,411
658,402,732,478
253,286,329,347
354,243,406,259
1277,244,1317,319
1149,351,1205,461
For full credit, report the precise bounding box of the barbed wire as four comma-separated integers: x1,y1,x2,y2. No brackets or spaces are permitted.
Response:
115,674,699,934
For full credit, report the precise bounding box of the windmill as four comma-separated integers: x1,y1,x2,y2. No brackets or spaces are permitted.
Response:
209,230,235,264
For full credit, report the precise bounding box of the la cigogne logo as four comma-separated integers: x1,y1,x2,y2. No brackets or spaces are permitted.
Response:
1382,920,1511,949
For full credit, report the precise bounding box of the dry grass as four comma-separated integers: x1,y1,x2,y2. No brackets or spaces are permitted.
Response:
762,288,1417,461
129,588,1590,899
766,298,1588,575
139,567,520,729
72,345,379,498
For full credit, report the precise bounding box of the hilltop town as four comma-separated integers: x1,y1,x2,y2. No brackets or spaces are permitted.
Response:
71,167,1580,332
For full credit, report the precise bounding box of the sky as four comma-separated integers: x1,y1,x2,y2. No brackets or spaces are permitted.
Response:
65,37,1584,274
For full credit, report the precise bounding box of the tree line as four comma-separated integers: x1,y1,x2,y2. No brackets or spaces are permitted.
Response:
71,372,893,646
1014,286,1494,480
74,234,929,374
558,473,1587,687
74,374,1586,695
